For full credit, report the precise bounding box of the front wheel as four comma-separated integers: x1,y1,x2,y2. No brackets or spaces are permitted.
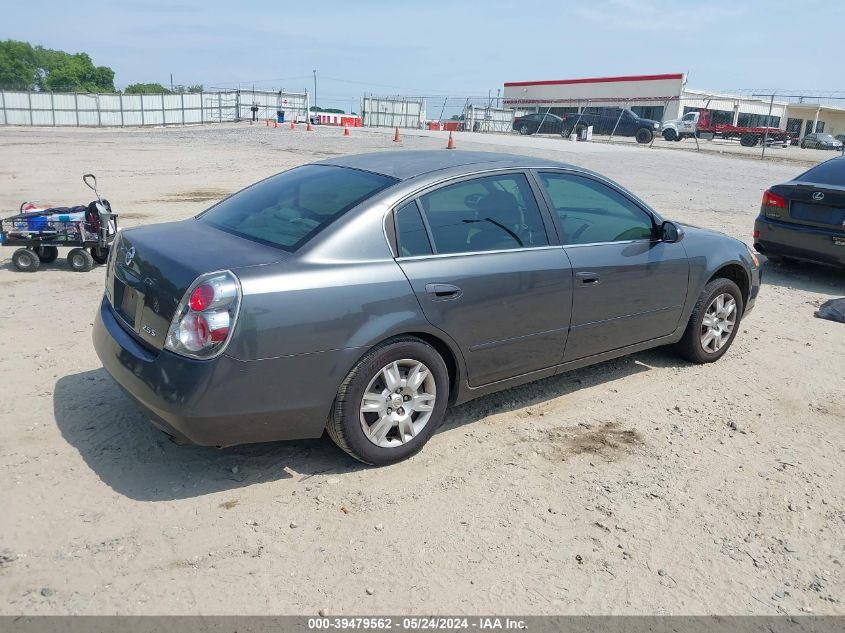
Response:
12,248,40,272
674,278,744,364
326,337,449,466
635,128,654,144
518,124,531,135
662,129,677,142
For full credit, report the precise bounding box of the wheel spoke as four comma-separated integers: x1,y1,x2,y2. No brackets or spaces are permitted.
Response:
368,414,394,444
701,330,716,350
361,393,385,413
397,417,415,443
412,393,436,412
406,362,428,391
382,362,401,392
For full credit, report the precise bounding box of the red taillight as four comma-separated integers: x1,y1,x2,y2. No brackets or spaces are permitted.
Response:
762,190,786,208
166,271,241,359
753,229,760,238
189,284,214,311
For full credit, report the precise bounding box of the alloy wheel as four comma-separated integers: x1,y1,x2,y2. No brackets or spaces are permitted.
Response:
700,293,736,353
359,359,437,448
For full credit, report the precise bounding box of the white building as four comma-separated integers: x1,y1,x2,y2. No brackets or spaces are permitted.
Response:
502,73,845,139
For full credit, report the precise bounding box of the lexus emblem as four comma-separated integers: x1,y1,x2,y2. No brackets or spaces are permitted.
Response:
124,246,136,266
812,191,825,201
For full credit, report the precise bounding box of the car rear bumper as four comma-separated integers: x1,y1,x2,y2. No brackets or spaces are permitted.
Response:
93,296,358,446
754,216,845,268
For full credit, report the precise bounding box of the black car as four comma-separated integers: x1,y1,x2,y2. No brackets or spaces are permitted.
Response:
570,107,660,144
512,112,568,136
754,156,845,268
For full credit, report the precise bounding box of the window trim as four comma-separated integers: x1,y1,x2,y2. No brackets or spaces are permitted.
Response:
387,168,558,260
531,168,662,247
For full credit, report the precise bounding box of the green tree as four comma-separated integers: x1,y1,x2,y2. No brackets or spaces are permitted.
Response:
173,84,203,94
0,40,114,92
0,40,39,89
125,83,171,94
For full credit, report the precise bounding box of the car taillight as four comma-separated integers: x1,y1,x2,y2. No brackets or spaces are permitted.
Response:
762,190,786,209
165,270,241,359
753,229,760,238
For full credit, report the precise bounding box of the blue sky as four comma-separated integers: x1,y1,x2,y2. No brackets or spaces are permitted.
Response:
3,0,843,111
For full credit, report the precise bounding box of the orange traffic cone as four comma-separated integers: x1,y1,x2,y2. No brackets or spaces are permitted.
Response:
274,120,278,128
446,131,456,150
290,121,295,130
344,125,350,137
393,127,400,142
306,121,313,131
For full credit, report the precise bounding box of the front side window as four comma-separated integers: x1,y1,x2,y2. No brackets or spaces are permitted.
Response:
417,173,549,254
199,165,397,250
539,172,655,245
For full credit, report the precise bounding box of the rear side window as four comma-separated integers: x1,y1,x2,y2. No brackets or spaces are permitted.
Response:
417,173,549,254
796,158,845,186
198,165,397,250
395,201,433,257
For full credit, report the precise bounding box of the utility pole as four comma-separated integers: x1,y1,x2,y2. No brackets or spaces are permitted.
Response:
312,69,317,114
170,73,173,92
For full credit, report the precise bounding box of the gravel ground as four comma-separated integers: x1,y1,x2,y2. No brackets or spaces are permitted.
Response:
1,123,843,616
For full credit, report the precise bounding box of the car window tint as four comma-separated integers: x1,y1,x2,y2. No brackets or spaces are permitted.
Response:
418,173,549,254
198,165,396,250
796,158,845,186
394,201,432,257
539,172,654,244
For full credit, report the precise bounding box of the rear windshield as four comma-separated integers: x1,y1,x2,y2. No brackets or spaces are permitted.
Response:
795,158,845,187
198,164,397,250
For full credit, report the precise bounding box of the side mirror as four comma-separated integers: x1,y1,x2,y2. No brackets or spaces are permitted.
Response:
660,220,683,243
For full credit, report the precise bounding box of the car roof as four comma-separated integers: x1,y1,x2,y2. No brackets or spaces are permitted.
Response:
317,150,574,181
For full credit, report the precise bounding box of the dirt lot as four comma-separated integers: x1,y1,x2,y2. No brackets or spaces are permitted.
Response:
1,123,843,616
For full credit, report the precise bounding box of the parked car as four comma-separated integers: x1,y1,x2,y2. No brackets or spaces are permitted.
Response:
754,156,845,268
512,112,568,136
93,151,761,465
800,133,843,150
569,107,660,144
835,134,845,144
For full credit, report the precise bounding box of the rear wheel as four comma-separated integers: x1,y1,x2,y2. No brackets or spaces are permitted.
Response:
68,247,94,272
12,248,40,272
740,134,759,147
36,245,59,263
662,129,677,141
326,337,449,466
90,246,109,264
518,124,531,135
675,278,743,364
635,128,654,144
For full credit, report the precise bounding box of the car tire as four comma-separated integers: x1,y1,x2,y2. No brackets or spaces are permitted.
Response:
675,278,744,364
12,248,40,272
326,336,450,466
90,246,109,264
662,129,677,141
68,247,94,272
36,245,59,263
518,124,530,135
740,134,759,147
635,128,653,144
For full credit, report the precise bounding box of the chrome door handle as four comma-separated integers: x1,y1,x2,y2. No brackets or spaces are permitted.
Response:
576,272,600,285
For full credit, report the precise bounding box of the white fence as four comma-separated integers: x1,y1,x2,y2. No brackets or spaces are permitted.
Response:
361,96,426,128
0,89,309,127
464,105,531,133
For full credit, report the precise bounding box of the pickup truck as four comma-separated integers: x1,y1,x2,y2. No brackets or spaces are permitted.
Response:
567,106,660,144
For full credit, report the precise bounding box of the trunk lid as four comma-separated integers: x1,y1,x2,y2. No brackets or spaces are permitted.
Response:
107,219,287,351
771,182,845,233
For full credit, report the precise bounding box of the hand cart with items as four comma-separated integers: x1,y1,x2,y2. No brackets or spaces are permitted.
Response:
1,174,118,273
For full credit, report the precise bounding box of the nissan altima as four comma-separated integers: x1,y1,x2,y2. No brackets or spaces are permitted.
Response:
93,151,761,465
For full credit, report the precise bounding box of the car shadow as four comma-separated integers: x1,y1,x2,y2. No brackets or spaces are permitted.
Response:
760,257,845,297
55,351,670,502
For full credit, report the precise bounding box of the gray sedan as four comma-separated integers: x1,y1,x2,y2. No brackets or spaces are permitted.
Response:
93,151,761,465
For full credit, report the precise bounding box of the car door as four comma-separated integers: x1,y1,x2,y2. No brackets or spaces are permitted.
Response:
535,170,690,362
393,171,573,387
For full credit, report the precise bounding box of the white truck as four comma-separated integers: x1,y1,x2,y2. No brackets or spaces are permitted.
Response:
661,110,792,147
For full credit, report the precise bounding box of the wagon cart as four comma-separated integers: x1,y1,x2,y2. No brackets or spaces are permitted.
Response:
1,174,118,273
